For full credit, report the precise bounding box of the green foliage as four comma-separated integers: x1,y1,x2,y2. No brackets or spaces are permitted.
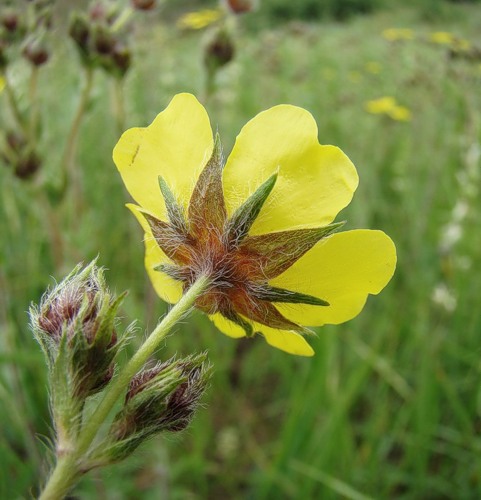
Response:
2,2,481,498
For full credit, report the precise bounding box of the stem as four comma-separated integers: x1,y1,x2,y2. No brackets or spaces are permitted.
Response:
111,6,134,33
38,276,210,500
38,454,80,500
29,66,40,144
112,77,126,138
3,72,26,129
59,67,94,209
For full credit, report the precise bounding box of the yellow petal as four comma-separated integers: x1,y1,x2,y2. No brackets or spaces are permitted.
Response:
222,105,358,234
113,93,213,219
127,204,183,304
271,229,396,326
209,313,313,355
209,314,247,339
259,325,315,356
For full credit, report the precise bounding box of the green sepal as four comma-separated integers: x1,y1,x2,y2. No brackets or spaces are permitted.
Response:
226,172,277,244
222,310,254,338
187,133,227,235
158,176,188,234
251,285,329,306
240,221,346,279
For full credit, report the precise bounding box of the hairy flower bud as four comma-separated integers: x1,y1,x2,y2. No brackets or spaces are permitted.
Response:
2,130,41,179
204,29,235,74
22,36,50,66
30,260,128,399
102,353,212,461
93,23,115,55
1,9,19,33
225,0,256,14
110,41,131,77
131,0,156,11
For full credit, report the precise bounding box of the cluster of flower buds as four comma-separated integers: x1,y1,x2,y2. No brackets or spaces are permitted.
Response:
101,353,212,462
30,260,128,406
68,0,155,78
0,0,53,68
1,130,41,179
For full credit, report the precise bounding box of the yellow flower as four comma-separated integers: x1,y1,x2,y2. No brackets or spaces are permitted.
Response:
382,28,414,42
429,31,455,45
389,105,411,122
365,61,382,75
176,9,223,30
0,75,5,93
114,94,396,356
365,96,412,122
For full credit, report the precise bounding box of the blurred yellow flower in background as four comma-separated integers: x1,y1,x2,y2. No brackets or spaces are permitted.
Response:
382,28,415,42
365,61,382,74
0,75,5,93
365,96,412,122
177,9,223,30
429,31,455,45
114,94,396,356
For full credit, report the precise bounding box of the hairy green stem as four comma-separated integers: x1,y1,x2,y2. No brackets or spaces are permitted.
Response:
38,276,210,500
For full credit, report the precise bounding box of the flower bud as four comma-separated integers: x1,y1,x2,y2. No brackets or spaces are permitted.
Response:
30,260,127,399
110,41,131,77
225,0,256,14
69,12,91,59
131,0,156,11
103,354,212,461
204,29,235,74
22,35,50,66
92,23,115,55
2,131,41,179
1,9,19,33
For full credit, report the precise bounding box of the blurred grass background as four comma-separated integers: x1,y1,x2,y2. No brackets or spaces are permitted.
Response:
1,0,481,498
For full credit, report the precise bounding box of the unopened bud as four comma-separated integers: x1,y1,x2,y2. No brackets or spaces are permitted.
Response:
30,260,127,399
93,23,115,54
89,1,107,21
69,12,91,57
204,29,235,73
103,354,212,461
1,9,19,32
111,41,131,76
131,0,156,11
2,131,41,179
225,0,255,14
22,36,50,66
